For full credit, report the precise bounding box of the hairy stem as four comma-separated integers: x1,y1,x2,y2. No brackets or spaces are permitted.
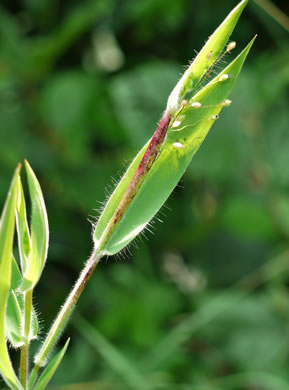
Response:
28,249,103,389
19,344,27,388
20,289,33,389
24,290,33,340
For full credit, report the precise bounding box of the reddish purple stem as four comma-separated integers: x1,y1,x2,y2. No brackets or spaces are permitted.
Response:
136,110,171,176
98,110,171,249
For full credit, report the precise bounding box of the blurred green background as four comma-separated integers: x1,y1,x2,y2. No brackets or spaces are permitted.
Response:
1,0,289,389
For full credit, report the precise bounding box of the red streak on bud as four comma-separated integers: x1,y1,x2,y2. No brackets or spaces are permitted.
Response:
136,111,171,176
99,110,171,249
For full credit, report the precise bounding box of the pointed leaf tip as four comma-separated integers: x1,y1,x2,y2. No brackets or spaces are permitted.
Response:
33,339,70,390
167,0,250,114
20,161,49,292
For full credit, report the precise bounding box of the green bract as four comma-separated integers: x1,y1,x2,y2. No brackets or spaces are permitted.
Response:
0,165,22,390
93,0,254,255
20,160,49,292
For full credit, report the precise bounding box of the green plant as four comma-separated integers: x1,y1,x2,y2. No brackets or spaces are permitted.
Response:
0,1,254,389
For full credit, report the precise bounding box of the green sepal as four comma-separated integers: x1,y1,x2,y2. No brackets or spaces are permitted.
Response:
20,161,49,292
93,142,148,251
33,339,70,390
0,165,23,389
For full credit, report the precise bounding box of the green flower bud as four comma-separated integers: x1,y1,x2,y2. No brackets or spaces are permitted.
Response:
93,0,255,256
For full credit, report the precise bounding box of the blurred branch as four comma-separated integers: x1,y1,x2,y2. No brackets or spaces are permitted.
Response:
51,370,289,390
73,314,152,390
72,251,289,387
212,371,289,390
140,251,289,371
254,0,289,32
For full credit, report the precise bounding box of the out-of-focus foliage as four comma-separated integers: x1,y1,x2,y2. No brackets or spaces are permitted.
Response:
0,0,289,389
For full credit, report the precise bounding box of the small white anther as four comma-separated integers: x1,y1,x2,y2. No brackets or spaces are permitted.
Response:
209,115,219,121
227,41,236,52
181,99,188,106
172,120,182,128
173,142,184,149
219,74,230,82
191,102,202,109
222,99,232,107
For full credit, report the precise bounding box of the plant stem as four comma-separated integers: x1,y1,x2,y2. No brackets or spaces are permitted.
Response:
24,290,33,340
19,344,28,388
28,248,103,389
20,289,33,389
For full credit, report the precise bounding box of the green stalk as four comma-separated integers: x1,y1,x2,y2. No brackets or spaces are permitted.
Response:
19,345,28,388
28,249,103,389
24,290,33,343
20,289,33,389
